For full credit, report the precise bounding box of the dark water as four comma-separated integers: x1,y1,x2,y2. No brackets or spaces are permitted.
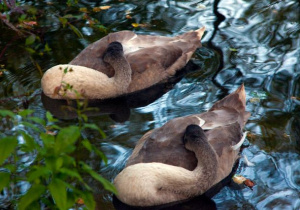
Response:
1,0,299,209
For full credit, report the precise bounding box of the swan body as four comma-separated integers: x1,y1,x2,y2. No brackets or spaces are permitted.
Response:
41,27,205,99
114,84,250,206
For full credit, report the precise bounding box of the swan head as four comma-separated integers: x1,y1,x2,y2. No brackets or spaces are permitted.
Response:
103,41,124,63
183,124,207,150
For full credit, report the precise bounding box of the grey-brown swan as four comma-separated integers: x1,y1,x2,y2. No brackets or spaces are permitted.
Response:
41,28,205,99
113,84,250,206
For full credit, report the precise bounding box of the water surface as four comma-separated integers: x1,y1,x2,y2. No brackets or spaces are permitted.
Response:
0,0,299,209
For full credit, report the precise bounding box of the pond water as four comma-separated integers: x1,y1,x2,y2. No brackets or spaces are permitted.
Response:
1,0,299,209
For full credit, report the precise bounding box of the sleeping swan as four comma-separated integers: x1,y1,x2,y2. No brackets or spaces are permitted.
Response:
114,84,250,206
41,28,205,99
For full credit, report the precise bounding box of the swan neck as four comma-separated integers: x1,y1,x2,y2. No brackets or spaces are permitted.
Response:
109,56,132,91
194,141,218,175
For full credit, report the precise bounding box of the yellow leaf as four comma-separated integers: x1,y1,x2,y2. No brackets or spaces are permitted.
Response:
77,198,84,205
131,23,139,27
99,6,111,10
232,175,246,184
126,15,132,19
92,7,101,12
79,7,88,13
249,97,260,103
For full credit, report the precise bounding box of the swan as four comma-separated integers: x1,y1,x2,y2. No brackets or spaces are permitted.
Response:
114,84,250,206
41,27,205,99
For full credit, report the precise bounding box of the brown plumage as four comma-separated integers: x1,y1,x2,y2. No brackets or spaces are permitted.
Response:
114,84,250,206
42,28,205,100
70,28,205,94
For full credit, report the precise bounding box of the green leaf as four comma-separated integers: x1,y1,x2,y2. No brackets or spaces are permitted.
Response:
0,172,10,192
27,167,51,182
55,126,80,154
48,178,67,210
69,23,83,38
3,164,16,173
21,121,41,132
20,132,37,152
44,43,52,52
25,35,36,46
93,146,107,164
81,192,96,210
80,162,117,194
0,136,18,165
59,168,83,181
46,111,58,123
18,184,46,210
0,109,15,118
18,109,34,117
83,123,106,138
59,17,68,28
40,133,55,149
25,47,36,54
28,116,46,126
82,139,92,152
63,67,68,74
229,48,238,52
19,14,27,21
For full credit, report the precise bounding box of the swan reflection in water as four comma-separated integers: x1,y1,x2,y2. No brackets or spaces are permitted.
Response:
41,60,201,123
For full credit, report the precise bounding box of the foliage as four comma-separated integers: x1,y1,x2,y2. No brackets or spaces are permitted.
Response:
0,107,116,210
0,0,108,62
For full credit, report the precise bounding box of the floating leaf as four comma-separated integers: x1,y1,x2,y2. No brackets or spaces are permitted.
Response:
99,6,111,10
232,174,246,184
249,97,260,103
131,23,139,27
229,48,238,52
244,179,255,189
196,4,206,9
232,175,255,189
79,7,88,13
92,7,101,12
